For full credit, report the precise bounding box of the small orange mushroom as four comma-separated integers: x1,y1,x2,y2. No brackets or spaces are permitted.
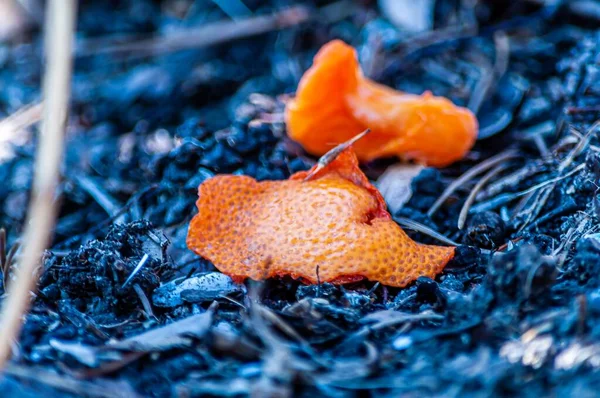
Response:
187,147,454,288
285,40,478,167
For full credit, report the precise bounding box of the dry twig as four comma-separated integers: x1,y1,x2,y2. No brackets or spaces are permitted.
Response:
0,0,77,368
303,128,371,181
427,149,519,217
458,163,509,230
467,31,510,114
514,121,599,231
0,102,43,161
393,216,458,246
78,1,354,58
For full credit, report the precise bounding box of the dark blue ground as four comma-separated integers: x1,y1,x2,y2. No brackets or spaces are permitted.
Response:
1,1,600,396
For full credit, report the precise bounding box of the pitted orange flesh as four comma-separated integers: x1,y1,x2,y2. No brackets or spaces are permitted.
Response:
186,148,454,287
285,40,478,167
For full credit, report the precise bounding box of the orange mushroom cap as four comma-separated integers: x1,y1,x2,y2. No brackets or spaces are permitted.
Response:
187,147,454,288
285,40,478,167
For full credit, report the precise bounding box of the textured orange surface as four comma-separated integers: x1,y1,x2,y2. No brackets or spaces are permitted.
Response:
285,40,478,167
187,148,454,287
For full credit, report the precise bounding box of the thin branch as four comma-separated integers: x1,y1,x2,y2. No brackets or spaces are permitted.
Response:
393,217,458,246
476,159,546,201
458,163,509,230
513,163,586,198
0,102,43,131
467,31,509,114
514,121,599,231
303,128,370,181
77,1,355,58
0,0,77,368
0,102,43,161
73,174,124,222
122,254,149,289
427,149,519,217
133,283,154,319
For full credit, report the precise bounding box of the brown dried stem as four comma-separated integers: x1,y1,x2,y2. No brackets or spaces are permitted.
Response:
0,0,77,368
78,1,355,58
303,128,371,181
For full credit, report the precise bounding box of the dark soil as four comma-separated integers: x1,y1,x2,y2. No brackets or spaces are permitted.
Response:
1,0,600,397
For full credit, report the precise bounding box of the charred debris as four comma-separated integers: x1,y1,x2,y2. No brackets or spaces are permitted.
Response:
0,0,600,396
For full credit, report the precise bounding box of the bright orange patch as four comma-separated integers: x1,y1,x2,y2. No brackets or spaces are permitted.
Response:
285,40,478,167
187,147,454,288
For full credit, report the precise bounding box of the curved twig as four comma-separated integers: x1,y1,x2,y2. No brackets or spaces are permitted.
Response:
458,164,510,230
427,149,519,217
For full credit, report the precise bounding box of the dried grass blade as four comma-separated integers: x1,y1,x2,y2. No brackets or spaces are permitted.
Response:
0,0,77,368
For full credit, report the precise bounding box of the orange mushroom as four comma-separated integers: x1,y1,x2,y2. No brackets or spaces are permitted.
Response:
187,147,454,288
285,40,478,167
